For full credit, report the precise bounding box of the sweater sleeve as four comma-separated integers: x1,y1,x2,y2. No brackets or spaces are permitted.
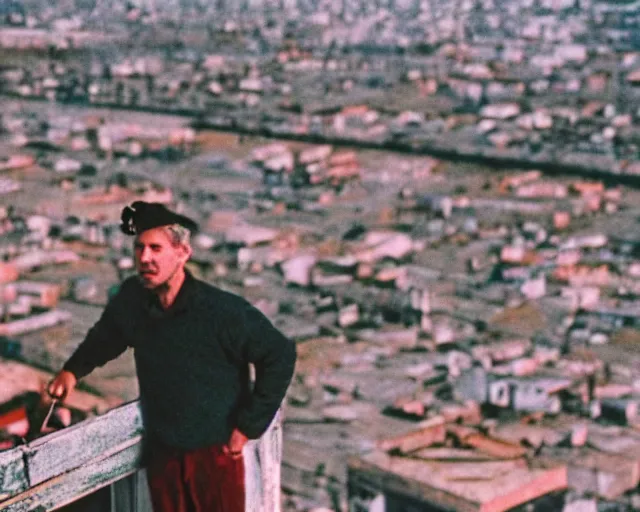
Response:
235,302,296,439
62,291,130,380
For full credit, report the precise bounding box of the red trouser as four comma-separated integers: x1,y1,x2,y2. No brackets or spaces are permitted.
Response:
146,442,245,512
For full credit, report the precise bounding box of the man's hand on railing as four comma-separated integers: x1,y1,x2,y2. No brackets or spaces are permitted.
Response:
47,370,78,401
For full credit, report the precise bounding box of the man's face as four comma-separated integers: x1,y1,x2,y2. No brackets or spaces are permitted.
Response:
134,226,189,290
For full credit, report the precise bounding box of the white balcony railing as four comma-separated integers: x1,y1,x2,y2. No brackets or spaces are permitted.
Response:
0,401,282,511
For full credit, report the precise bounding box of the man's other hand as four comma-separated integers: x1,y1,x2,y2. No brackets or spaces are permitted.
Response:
47,371,77,401
223,428,248,459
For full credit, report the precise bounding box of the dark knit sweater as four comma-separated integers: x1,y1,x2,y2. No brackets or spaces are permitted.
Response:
63,272,296,450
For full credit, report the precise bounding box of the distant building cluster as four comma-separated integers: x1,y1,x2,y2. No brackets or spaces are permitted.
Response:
0,0,639,177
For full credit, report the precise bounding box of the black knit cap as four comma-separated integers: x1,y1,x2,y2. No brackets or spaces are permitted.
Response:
120,201,198,236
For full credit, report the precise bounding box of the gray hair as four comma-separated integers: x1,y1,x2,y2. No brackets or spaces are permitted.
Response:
164,223,192,248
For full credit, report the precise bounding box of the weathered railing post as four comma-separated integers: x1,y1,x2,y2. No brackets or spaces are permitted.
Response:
244,408,282,512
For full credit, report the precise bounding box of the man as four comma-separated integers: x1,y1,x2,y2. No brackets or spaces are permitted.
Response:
48,201,297,512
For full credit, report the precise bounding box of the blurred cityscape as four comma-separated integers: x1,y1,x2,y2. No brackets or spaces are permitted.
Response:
1,0,640,510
